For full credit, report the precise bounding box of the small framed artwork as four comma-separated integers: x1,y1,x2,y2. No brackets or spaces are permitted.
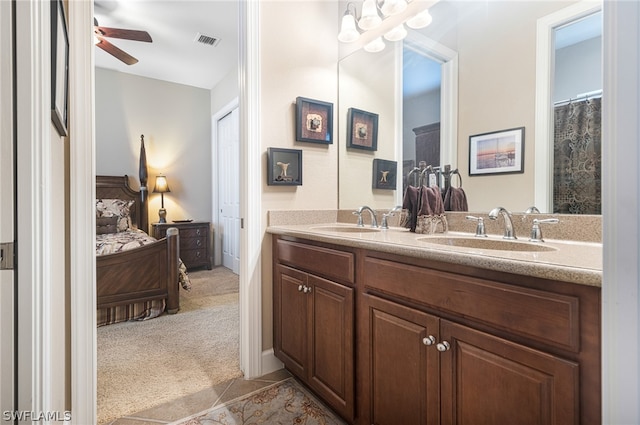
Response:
267,148,303,186
372,159,397,190
347,107,378,151
469,127,525,176
51,0,69,137
295,97,333,144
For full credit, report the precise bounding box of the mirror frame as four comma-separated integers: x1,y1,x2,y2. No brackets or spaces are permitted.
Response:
534,0,603,212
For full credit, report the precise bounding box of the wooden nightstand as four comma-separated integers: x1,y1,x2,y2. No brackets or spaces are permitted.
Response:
152,221,212,270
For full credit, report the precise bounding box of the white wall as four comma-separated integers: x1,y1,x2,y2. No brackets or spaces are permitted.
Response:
554,36,602,102
95,68,212,227
211,68,239,115
259,0,339,350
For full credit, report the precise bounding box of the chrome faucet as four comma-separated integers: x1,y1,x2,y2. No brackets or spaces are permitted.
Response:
488,207,517,239
354,206,378,228
381,205,402,229
524,206,541,214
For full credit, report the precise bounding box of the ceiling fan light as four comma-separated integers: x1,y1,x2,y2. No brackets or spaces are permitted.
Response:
364,37,385,53
406,9,433,29
358,0,382,31
338,12,360,42
380,0,407,17
384,23,407,41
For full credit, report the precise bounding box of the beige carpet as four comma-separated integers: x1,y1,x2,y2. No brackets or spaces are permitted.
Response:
97,267,243,424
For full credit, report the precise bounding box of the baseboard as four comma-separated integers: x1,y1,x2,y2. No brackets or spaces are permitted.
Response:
261,348,283,376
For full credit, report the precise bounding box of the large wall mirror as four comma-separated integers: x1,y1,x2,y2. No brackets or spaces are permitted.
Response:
338,0,602,215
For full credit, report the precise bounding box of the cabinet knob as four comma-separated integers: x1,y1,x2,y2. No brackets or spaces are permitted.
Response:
436,341,451,352
303,285,312,294
298,284,304,292
196,240,202,246
196,229,202,235
422,335,436,346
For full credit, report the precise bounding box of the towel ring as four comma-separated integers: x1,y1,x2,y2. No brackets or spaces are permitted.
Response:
450,170,463,188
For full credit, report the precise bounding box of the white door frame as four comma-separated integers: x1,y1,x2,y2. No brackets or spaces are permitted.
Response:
212,97,239,269
0,0,15,417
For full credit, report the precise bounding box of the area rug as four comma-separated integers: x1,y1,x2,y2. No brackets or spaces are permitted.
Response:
173,378,346,425
97,267,243,424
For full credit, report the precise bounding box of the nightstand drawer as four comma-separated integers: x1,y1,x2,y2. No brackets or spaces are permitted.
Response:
152,221,212,270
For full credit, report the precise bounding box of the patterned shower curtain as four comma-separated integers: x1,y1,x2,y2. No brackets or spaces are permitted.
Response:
553,97,602,214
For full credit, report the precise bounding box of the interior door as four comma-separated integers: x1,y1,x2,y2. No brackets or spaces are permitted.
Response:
0,0,16,417
218,107,240,274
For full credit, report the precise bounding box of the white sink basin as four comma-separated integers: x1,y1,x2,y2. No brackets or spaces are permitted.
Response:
416,236,557,252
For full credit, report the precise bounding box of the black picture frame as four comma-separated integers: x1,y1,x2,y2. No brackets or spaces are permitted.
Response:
469,127,525,176
295,97,333,144
267,148,303,186
51,0,69,137
372,159,397,190
347,107,378,151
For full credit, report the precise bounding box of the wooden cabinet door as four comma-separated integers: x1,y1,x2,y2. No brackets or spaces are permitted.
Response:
274,264,308,379
308,274,355,421
439,320,579,425
362,294,440,425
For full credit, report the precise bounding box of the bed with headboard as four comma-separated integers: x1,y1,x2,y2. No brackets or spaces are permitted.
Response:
96,137,190,327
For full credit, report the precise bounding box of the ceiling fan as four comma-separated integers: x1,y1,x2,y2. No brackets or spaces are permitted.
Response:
94,18,153,65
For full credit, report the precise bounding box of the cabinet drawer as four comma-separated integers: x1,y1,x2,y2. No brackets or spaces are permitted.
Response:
276,239,355,285
363,257,580,352
179,226,208,239
182,237,207,250
181,248,208,265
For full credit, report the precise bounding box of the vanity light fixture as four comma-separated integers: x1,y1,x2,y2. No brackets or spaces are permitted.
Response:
380,0,407,17
364,36,386,53
384,23,408,41
406,8,433,29
358,0,382,30
338,2,361,43
338,1,433,43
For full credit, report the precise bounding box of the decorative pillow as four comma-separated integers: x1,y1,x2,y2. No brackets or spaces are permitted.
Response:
96,216,118,235
96,199,134,232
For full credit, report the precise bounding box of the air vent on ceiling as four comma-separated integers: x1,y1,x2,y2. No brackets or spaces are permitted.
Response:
194,33,220,47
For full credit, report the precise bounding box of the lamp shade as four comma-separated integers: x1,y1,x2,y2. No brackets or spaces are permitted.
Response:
358,0,382,30
380,0,407,17
364,36,385,53
338,12,360,42
153,175,171,193
384,23,407,41
406,9,433,29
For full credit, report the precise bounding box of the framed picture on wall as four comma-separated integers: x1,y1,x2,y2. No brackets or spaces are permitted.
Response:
267,147,303,186
51,0,69,137
347,107,378,151
469,127,525,176
295,97,333,144
372,159,397,190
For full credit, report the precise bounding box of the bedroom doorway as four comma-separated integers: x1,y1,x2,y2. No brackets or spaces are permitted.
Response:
214,101,240,274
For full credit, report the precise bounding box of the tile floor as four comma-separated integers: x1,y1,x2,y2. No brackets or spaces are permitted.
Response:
106,369,296,424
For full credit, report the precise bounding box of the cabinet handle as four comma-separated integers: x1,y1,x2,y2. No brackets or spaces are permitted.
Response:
436,341,451,352
196,240,202,246
196,229,202,235
303,286,312,294
298,284,304,292
422,335,436,346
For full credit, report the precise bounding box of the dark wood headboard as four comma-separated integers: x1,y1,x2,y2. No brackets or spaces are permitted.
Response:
96,175,149,233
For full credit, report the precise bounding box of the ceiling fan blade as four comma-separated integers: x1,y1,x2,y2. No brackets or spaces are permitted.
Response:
96,25,152,43
95,37,139,65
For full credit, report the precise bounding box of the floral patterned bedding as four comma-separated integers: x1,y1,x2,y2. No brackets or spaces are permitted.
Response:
96,228,191,326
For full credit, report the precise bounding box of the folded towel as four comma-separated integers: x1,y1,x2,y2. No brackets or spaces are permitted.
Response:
402,185,420,232
444,186,468,211
418,186,445,216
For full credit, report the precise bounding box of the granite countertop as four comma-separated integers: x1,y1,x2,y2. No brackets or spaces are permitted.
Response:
266,222,602,287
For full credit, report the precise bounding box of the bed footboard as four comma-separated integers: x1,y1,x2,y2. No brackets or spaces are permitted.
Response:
96,229,180,313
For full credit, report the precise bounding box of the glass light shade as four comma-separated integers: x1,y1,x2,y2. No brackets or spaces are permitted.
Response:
358,0,382,30
338,13,360,42
380,0,407,17
406,9,433,29
384,23,407,41
153,175,171,193
364,37,385,53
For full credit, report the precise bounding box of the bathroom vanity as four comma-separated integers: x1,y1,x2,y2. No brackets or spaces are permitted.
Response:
269,219,601,425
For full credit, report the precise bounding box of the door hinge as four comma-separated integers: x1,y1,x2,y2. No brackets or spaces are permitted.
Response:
0,242,15,270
